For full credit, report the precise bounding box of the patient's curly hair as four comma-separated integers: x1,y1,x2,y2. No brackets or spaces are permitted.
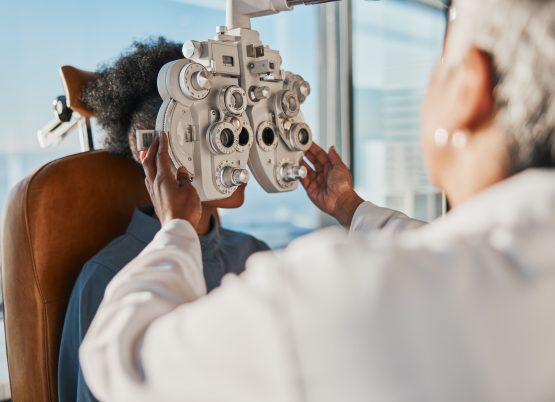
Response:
82,37,182,159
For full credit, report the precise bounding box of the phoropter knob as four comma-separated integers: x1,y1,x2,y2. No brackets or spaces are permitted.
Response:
278,90,300,118
193,70,212,91
179,63,211,100
298,81,311,102
281,164,307,183
249,86,271,102
183,40,203,59
221,167,250,187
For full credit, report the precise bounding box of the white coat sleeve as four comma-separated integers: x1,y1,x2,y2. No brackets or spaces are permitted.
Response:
350,201,426,235
79,219,299,402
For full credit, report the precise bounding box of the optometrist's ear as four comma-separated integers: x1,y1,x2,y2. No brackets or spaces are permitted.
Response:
453,47,496,134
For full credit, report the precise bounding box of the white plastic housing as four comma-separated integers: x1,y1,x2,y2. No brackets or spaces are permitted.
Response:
156,59,254,201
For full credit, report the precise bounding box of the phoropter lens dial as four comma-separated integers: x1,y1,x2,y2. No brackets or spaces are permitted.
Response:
208,121,238,154
288,122,313,152
179,63,212,100
276,90,300,119
220,86,248,116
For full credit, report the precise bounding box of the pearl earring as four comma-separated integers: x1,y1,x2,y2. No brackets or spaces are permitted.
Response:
434,128,450,148
451,130,468,149
434,128,468,149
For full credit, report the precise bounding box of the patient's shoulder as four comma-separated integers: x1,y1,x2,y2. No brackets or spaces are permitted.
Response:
89,232,149,272
220,228,271,252
72,232,148,298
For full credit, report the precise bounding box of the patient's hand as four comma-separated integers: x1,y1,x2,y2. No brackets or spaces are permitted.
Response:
301,143,364,227
142,132,202,227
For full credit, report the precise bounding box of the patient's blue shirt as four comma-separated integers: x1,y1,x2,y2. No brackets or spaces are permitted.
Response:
58,209,270,402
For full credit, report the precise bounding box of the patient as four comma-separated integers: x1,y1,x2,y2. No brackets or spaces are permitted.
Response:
57,37,270,402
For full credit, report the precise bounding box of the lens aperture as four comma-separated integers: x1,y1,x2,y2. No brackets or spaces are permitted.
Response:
239,127,250,146
288,96,298,112
232,92,244,109
262,127,275,146
220,129,235,148
298,128,309,146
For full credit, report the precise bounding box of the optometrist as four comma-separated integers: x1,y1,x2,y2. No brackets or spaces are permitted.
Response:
80,0,555,401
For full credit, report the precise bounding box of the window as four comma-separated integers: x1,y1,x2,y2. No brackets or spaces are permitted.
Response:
319,0,446,223
351,0,446,221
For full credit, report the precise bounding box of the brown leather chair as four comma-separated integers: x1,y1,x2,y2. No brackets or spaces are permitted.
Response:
0,66,153,401
1,151,152,402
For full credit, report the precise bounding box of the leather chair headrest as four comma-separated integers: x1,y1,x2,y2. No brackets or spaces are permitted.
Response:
59,66,97,118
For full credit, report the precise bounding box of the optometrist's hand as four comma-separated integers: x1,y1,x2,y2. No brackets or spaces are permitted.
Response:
141,132,202,228
300,143,364,227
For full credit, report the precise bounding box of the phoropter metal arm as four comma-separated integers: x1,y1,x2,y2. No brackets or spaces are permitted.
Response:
287,0,340,5
226,0,341,30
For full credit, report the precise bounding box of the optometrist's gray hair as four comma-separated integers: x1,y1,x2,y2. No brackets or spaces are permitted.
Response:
445,0,555,172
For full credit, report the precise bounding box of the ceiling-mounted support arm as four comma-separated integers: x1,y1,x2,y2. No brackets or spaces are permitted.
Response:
226,0,340,30
226,0,290,30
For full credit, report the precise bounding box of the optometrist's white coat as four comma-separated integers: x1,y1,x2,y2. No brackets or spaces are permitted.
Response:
80,169,555,402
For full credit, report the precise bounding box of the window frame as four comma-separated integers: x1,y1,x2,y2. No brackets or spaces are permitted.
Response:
318,0,449,218
318,0,449,170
